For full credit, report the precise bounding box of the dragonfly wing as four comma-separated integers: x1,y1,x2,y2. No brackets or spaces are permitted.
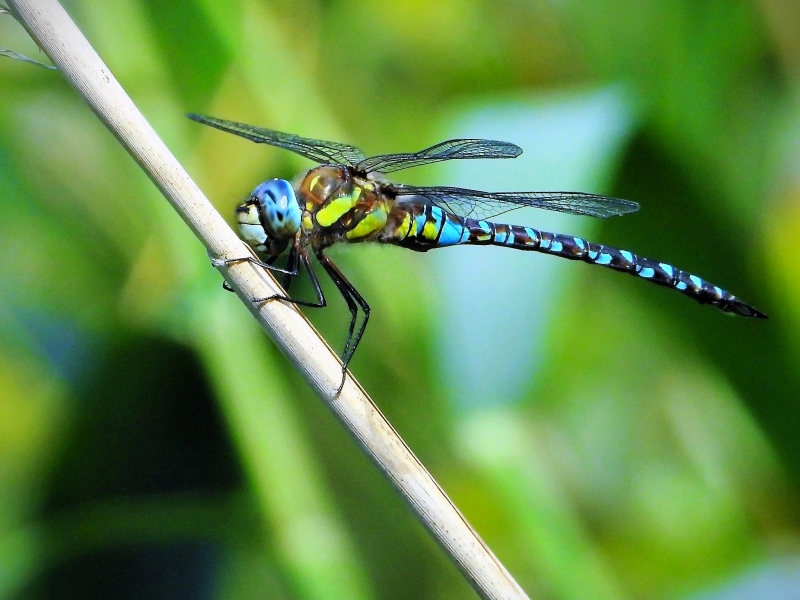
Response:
357,139,522,174
391,185,640,219
188,114,366,166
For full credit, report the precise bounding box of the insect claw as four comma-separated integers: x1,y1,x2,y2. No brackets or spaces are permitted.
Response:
334,368,347,396
209,256,228,268
251,294,285,306
222,280,234,292
210,255,257,269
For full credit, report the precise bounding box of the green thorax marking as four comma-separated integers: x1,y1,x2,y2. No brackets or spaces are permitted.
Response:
346,202,389,240
315,186,362,227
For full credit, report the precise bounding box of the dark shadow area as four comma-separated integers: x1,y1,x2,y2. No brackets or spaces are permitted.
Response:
26,334,244,600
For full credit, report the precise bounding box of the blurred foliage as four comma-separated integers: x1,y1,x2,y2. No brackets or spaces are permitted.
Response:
1,0,799,599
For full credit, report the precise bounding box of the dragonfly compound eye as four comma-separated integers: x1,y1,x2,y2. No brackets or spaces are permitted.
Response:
252,178,301,239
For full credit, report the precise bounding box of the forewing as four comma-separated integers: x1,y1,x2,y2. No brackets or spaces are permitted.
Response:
357,139,522,174
188,114,366,166
391,185,640,219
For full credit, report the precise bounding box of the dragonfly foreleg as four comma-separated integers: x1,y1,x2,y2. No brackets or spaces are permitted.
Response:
220,254,282,292
214,254,299,277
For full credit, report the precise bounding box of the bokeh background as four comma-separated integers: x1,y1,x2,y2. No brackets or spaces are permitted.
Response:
1,0,799,598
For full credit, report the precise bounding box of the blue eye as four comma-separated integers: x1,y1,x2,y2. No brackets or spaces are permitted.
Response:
252,179,301,238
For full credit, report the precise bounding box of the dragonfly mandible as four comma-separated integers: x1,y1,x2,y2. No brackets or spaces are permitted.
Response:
189,114,767,391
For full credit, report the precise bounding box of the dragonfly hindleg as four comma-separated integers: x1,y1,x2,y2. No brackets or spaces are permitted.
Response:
315,252,370,393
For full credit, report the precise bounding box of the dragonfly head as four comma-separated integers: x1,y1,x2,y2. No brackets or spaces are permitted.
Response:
236,179,301,251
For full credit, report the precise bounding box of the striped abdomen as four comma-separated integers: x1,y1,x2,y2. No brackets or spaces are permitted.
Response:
392,205,765,318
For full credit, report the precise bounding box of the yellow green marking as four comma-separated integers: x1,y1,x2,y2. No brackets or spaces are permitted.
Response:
346,205,388,239
316,187,361,227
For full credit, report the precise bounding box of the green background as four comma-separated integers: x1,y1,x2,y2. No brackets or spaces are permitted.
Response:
1,0,798,598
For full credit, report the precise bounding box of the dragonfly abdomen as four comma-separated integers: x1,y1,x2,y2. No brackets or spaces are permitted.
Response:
459,219,766,318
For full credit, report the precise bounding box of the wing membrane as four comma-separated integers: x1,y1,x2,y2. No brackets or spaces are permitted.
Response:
357,139,522,174
391,185,640,220
189,115,638,219
188,114,366,166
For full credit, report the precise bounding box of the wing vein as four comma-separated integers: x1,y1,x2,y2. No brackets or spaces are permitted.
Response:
391,185,640,219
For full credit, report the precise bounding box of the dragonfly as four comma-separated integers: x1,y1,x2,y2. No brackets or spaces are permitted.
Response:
189,114,767,391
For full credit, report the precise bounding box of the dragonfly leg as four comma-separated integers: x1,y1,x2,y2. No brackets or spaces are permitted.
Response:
253,248,327,309
221,254,282,292
316,252,370,392
280,246,298,292
215,253,299,277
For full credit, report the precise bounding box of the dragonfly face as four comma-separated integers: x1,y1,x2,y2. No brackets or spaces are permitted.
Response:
236,178,301,253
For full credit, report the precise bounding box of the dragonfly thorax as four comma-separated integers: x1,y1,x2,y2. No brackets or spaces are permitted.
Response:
298,165,352,207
